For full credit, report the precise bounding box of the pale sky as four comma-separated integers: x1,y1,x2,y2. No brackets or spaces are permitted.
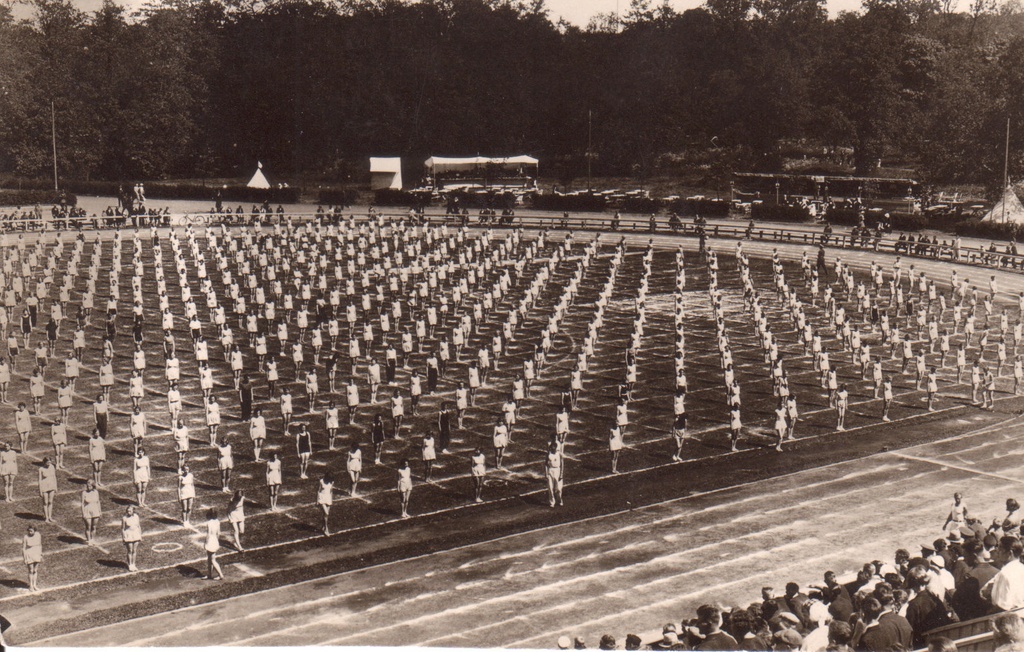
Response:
15,0,864,24
546,0,862,24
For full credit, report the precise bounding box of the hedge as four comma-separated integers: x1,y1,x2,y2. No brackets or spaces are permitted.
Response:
953,219,1024,242
668,198,731,217
316,189,359,207
531,193,607,212
888,212,928,231
0,190,77,207
373,189,432,207
751,204,813,222
621,197,661,213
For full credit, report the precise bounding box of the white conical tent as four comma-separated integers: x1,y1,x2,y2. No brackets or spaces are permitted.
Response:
983,187,1024,224
247,162,271,189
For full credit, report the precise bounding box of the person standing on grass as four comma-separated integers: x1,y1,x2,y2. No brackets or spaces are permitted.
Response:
227,490,246,551
397,460,412,519
295,424,312,480
347,443,362,496
545,443,563,507
836,383,849,432
609,423,623,473
0,442,16,502
471,448,486,503
927,367,939,412
774,400,787,450
984,367,997,410
81,479,101,545
178,463,196,525
121,505,141,572
217,436,234,492
14,403,30,453
422,429,436,482
23,525,41,591
729,405,742,452
492,416,508,469
266,452,282,511
316,472,334,536
204,509,224,581
38,457,56,523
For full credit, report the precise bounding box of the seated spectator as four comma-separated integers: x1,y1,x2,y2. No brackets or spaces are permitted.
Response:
982,536,1024,611
598,634,616,650
624,635,642,651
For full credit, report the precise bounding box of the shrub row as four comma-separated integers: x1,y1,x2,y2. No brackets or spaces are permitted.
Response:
373,189,432,207
316,189,360,207
668,198,731,217
953,219,1024,242
531,193,607,212
751,203,813,222
0,190,76,207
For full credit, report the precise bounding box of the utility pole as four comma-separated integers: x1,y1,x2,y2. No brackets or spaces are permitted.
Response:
1003,116,1010,224
587,110,593,193
51,100,58,192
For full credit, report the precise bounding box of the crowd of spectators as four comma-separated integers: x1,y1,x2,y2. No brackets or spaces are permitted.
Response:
560,495,1024,651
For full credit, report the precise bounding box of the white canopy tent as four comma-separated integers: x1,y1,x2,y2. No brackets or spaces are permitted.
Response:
246,162,271,190
369,157,403,190
983,187,1024,224
424,155,539,174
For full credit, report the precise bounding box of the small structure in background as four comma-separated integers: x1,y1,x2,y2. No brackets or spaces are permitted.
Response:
983,187,1024,224
246,162,270,190
370,157,403,190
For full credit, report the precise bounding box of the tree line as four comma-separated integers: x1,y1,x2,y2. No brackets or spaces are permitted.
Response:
2,0,1024,192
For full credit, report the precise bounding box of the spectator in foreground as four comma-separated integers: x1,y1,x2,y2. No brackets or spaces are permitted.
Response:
992,612,1024,652
983,536,1024,611
926,636,957,652
827,620,853,652
952,539,999,620
693,605,737,651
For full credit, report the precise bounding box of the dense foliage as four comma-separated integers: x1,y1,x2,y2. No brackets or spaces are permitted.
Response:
3,0,1024,190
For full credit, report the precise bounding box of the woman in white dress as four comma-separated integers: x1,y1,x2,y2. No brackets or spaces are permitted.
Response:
81,479,101,544
121,505,141,572
265,452,282,510
397,460,412,519
471,448,486,503
227,490,245,551
204,508,224,580
609,424,623,474
421,430,436,482
133,447,150,506
347,443,362,497
178,464,196,524
217,436,234,492
316,472,334,536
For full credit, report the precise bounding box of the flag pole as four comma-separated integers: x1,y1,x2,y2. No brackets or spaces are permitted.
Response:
51,100,58,192
1003,116,1010,224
